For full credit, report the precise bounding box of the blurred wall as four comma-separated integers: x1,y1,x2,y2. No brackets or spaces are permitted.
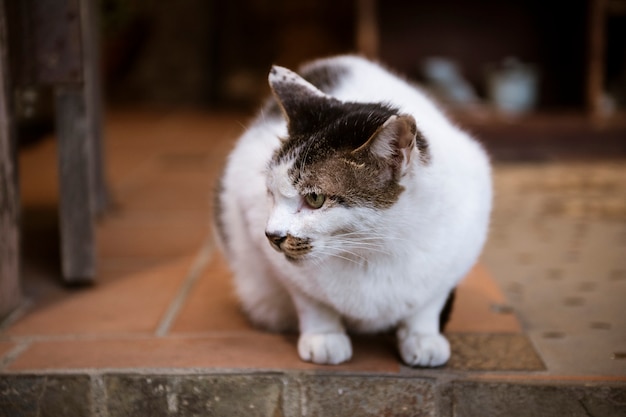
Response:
101,0,625,111
378,0,588,109
102,0,214,106
103,0,355,108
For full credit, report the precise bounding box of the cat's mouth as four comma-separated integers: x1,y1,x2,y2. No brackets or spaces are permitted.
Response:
265,232,313,262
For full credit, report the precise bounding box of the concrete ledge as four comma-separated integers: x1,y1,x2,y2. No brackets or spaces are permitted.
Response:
446,380,626,417
0,374,93,417
1,372,624,417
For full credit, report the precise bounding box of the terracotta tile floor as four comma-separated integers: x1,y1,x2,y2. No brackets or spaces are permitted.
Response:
1,110,538,375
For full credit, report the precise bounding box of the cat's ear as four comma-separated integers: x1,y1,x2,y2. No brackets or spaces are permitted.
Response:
268,65,326,124
357,114,426,174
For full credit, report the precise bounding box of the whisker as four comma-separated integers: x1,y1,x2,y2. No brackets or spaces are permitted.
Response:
313,248,366,265
325,244,384,261
329,243,391,256
329,238,395,254
332,229,413,242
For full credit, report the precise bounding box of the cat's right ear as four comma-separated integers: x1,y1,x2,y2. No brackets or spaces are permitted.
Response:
356,114,429,175
268,66,327,126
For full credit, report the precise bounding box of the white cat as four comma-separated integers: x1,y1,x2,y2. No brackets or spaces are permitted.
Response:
214,55,492,367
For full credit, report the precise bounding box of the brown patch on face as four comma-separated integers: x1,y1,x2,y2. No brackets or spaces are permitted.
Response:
295,151,404,209
282,234,313,261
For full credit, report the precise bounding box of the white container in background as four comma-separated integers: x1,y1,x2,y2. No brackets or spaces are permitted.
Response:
487,58,538,115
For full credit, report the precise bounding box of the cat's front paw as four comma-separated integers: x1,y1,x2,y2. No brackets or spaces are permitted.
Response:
298,332,352,365
398,333,450,367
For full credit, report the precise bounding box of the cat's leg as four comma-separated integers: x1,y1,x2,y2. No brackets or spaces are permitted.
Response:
397,290,451,367
290,290,352,365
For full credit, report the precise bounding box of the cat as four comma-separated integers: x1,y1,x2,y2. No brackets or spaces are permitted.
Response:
214,55,492,367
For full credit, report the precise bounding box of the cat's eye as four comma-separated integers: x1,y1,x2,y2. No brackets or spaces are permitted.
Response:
304,192,326,209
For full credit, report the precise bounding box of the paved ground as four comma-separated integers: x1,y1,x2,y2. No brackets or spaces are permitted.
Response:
483,161,626,377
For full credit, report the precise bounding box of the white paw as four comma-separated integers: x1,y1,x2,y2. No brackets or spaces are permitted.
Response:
297,332,353,365
398,333,450,367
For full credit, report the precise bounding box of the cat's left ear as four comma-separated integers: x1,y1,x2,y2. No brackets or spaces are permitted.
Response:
268,65,327,124
357,114,427,175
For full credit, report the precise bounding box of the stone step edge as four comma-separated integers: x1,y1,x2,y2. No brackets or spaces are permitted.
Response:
1,371,624,417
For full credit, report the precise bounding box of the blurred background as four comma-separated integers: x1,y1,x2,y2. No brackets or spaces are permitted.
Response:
97,0,623,113
9,0,626,161
1,0,625,383
5,2,620,115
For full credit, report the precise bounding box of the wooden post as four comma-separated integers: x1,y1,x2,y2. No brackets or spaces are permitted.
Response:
587,0,606,119
0,0,21,319
80,0,108,215
52,0,106,282
53,0,106,282
356,0,379,59
55,86,96,282
2,0,106,284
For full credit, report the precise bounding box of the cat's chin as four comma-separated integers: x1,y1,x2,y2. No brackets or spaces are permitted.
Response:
283,253,308,264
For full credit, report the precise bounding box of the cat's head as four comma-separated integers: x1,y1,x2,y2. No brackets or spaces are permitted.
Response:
264,65,427,263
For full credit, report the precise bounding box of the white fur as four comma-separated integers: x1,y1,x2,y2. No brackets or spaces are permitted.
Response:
216,55,492,366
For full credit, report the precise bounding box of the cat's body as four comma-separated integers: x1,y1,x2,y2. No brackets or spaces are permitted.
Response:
215,55,491,366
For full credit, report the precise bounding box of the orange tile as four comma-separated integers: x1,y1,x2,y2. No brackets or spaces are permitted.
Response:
97,221,208,260
105,153,154,186
98,209,211,232
446,264,522,333
5,257,193,337
0,341,16,360
170,253,252,333
336,334,401,373
112,181,215,211
7,333,400,373
104,111,242,157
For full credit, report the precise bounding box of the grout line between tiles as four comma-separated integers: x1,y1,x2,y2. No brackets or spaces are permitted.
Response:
0,331,263,344
0,298,34,333
155,240,215,337
0,339,32,371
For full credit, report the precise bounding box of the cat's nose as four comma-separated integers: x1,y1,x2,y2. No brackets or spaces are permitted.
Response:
265,231,287,251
